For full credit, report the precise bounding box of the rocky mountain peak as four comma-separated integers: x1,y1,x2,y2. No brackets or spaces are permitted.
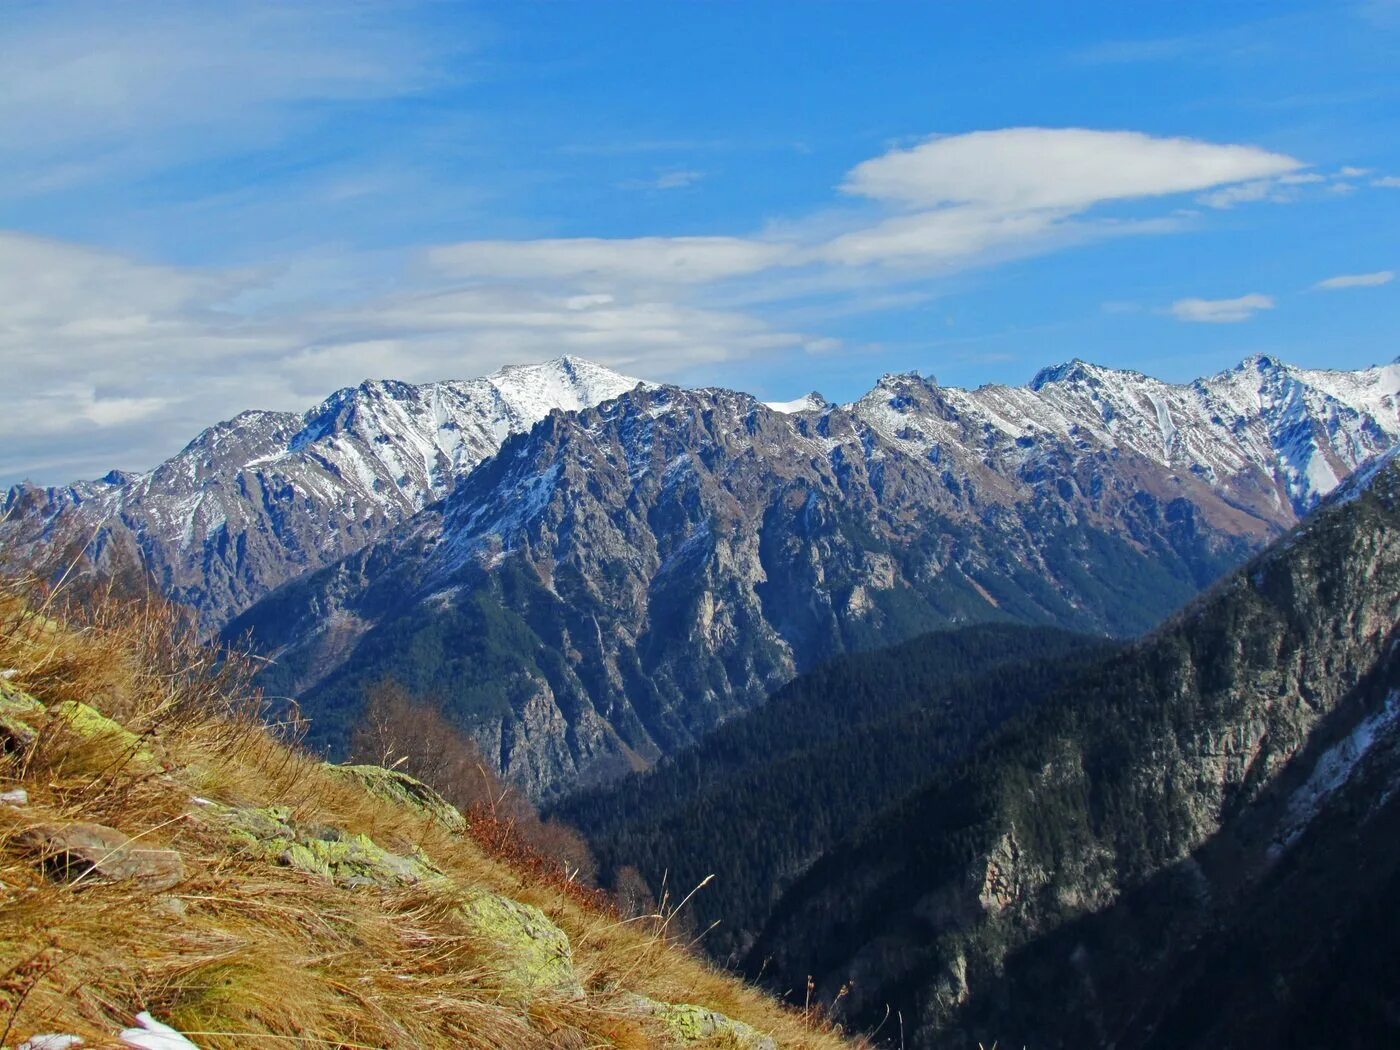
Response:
3,356,645,626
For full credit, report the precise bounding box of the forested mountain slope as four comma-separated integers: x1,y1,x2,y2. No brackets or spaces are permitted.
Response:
556,624,1118,961
749,450,1400,1049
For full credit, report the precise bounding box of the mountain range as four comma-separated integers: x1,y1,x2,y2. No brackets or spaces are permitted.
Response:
5,353,1398,799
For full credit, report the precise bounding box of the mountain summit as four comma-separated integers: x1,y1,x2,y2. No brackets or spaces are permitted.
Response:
4,357,644,624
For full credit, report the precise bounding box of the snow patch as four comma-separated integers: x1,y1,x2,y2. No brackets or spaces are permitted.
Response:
1272,690,1400,854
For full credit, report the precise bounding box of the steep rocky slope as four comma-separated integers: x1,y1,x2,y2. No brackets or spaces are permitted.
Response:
748,451,1400,1048
0,582,852,1049
2,357,643,627
227,371,1314,800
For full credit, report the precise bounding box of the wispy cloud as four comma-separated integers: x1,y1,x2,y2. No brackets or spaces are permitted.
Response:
1170,293,1276,323
1194,169,1370,209
0,1,470,196
1312,270,1394,290
619,170,707,191
0,126,1320,483
425,236,793,284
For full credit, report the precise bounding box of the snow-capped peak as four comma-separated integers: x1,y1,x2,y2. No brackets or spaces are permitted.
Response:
484,356,646,423
851,353,1400,516
764,392,830,414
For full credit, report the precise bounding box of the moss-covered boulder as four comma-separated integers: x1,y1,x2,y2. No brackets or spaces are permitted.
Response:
622,994,778,1049
457,890,584,999
326,763,467,834
285,828,438,887
204,801,438,888
0,679,44,752
48,700,156,768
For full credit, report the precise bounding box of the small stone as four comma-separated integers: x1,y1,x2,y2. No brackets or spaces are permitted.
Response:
17,822,184,892
1,787,29,806
119,1011,200,1049
153,895,188,919
18,1035,85,1049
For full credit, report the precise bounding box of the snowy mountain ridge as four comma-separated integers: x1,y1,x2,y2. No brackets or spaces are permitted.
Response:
850,353,1400,515
4,356,644,622
5,351,1397,632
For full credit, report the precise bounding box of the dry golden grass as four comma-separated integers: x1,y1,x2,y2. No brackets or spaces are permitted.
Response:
0,575,862,1049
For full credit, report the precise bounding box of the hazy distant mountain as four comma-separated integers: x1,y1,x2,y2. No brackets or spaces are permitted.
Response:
3,357,643,625
225,355,1398,800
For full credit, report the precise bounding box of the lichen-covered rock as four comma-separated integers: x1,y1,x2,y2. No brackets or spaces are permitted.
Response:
48,701,156,768
325,763,467,833
284,828,438,887
17,821,184,891
621,994,778,1049
0,678,45,752
457,891,584,998
205,802,437,888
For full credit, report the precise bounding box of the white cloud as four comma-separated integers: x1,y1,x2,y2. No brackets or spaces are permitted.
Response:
841,128,1300,210
0,127,1324,484
827,129,1299,272
425,236,795,285
1169,293,1276,323
620,170,706,191
1312,270,1395,290
1373,176,1400,188
0,1,466,195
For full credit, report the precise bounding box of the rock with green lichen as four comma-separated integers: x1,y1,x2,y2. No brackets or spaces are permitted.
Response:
0,679,44,752
457,890,584,999
202,801,439,888
621,994,778,1049
325,763,467,834
289,828,438,886
48,700,156,768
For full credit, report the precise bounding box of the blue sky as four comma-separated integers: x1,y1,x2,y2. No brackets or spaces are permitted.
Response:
2,0,1399,484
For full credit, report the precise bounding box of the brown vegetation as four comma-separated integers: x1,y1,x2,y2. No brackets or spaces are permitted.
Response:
0,568,861,1048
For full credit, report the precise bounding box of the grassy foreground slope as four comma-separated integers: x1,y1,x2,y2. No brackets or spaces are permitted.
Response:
0,579,856,1049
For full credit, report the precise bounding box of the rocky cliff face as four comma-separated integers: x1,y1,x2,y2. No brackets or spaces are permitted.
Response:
226,363,1393,801
748,452,1400,1048
2,357,643,627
